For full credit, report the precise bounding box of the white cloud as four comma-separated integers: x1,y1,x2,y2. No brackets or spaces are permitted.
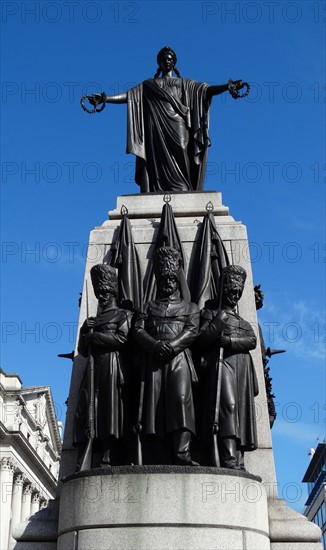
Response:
258,295,325,363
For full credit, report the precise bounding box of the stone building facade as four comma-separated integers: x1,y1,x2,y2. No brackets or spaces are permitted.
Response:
303,443,326,548
0,369,62,549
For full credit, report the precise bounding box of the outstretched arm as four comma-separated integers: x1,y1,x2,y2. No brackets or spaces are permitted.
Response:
89,92,127,105
206,83,229,99
105,93,127,104
206,80,245,100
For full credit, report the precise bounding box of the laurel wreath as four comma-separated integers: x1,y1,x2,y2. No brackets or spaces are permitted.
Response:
80,92,107,114
228,81,250,99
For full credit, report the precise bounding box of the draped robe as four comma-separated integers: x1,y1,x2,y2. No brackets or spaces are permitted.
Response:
127,78,211,192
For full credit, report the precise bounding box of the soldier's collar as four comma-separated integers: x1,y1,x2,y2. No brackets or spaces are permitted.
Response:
158,291,181,303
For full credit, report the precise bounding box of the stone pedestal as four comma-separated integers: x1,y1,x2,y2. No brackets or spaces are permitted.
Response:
57,467,269,550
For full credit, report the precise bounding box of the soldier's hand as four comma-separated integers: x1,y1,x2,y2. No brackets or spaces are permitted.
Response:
215,334,231,348
214,310,229,323
210,310,228,335
80,317,96,334
155,341,174,359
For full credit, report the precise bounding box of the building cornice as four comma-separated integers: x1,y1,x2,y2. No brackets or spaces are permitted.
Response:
1,385,62,454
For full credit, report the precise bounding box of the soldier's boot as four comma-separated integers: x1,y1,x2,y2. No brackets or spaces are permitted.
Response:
237,450,246,470
173,429,199,466
220,437,242,470
100,437,114,466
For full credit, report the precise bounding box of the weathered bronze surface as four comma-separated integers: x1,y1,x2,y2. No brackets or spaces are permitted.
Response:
81,47,249,193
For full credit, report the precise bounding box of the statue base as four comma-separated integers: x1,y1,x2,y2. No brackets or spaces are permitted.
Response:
57,467,269,550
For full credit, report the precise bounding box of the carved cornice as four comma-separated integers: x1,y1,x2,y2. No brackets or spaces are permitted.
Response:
0,421,58,495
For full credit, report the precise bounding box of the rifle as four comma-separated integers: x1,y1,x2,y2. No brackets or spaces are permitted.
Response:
135,362,145,465
79,280,95,471
133,308,145,466
211,273,225,467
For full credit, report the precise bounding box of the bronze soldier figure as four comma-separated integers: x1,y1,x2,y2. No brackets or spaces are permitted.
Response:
133,247,200,465
199,265,258,469
74,264,131,468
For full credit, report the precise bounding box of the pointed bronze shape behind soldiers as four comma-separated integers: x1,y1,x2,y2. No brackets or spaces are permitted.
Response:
144,200,190,303
109,213,143,312
190,210,230,310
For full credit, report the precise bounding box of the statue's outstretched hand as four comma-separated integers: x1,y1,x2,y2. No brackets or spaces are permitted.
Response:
228,79,250,99
88,93,106,106
229,79,244,91
80,92,107,114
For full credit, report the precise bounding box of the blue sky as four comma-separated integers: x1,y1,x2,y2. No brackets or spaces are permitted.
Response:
1,1,325,512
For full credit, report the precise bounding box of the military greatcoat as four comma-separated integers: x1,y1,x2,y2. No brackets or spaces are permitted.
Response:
75,305,131,443
133,294,200,437
199,307,259,452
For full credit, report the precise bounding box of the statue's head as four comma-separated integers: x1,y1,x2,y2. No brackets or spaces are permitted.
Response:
222,265,247,309
157,46,177,69
154,47,181,78
254,284,264,310
153,246,181,297
90,264,118,302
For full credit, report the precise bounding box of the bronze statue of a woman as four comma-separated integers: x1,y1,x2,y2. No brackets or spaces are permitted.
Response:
86,47,248,193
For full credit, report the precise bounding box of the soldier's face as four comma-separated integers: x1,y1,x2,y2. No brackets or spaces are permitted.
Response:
159,274,179,297
92,279,114,303
223,280,244,308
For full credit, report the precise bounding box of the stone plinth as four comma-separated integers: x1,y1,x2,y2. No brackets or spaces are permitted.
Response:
108,191,229,219
57,467,269,550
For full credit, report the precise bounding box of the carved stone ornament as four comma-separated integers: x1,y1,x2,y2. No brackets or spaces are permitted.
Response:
0,457,16,471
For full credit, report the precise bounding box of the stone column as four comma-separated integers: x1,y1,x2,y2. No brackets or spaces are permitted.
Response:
31,491,41,515
9,473,24,546
0,457,15,550
21,482,33,521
